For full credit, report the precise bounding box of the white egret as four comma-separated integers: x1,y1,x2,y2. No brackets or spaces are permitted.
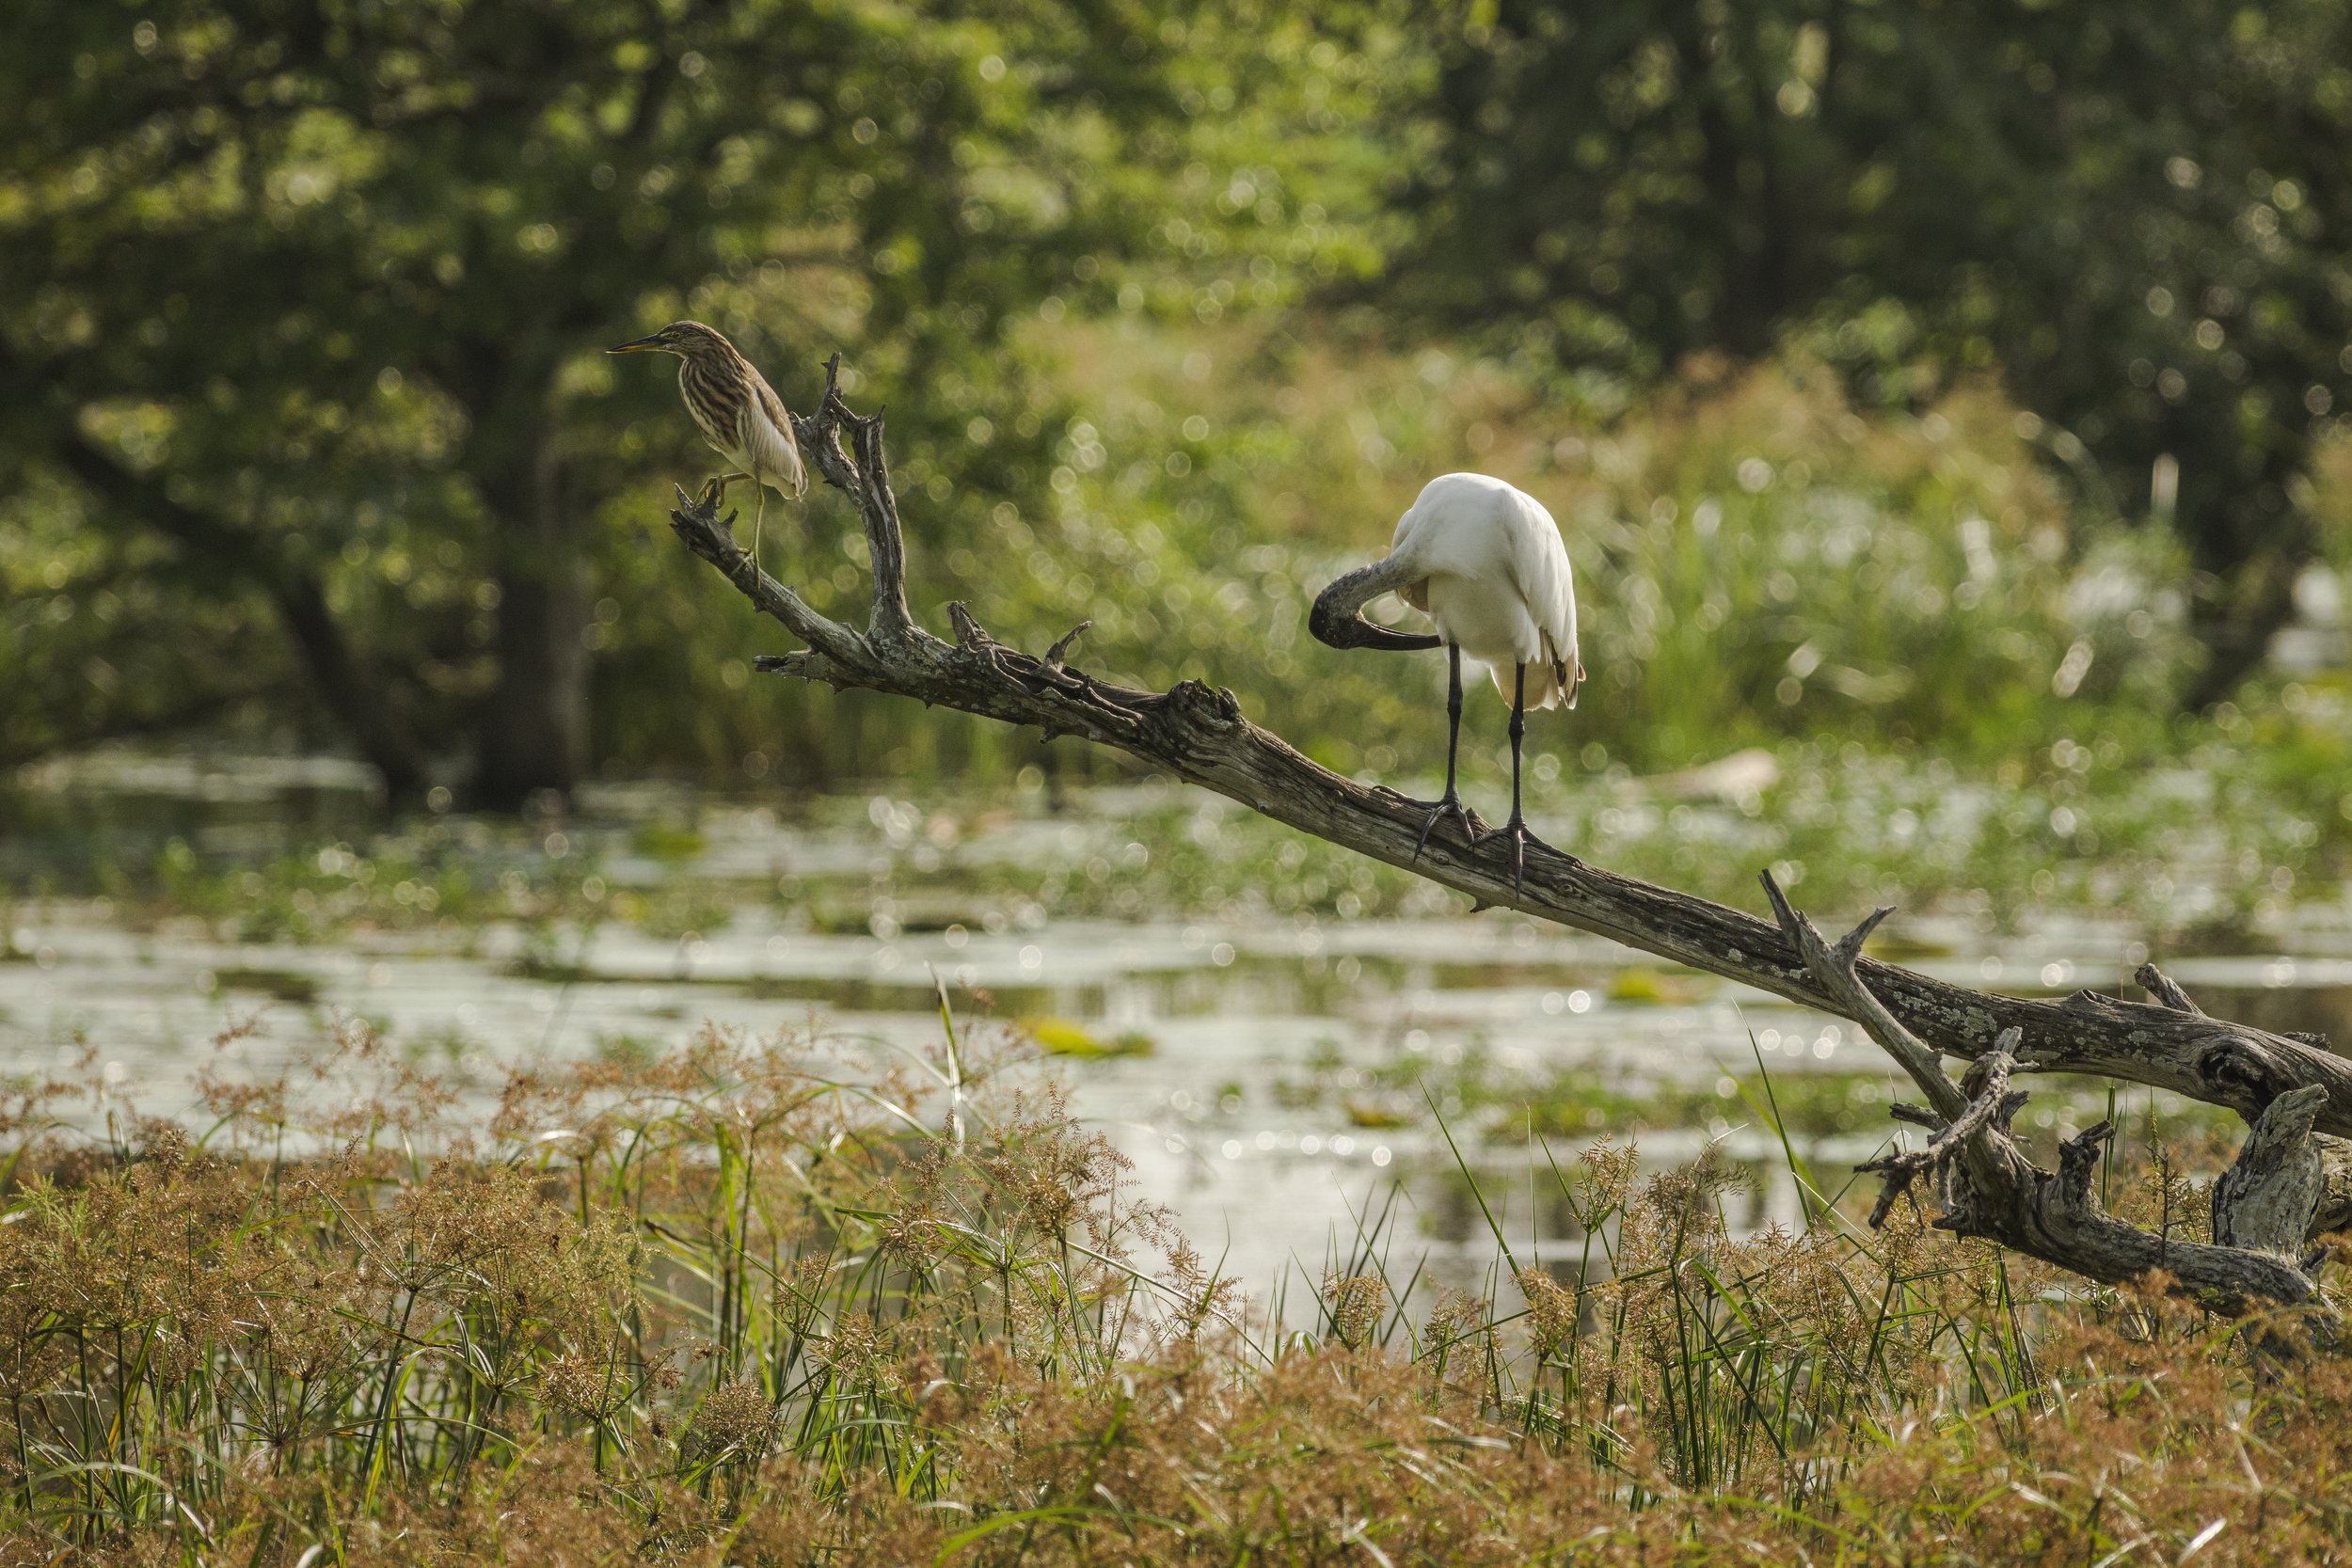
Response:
1310,472,1581,887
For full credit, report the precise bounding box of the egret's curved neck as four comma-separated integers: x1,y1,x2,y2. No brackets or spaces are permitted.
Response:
1309,553,1441,653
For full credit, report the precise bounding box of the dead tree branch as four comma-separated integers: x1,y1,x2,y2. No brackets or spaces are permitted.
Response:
1763,871,2327,1309
664,355,2352,1298
1854,1037,2022,1228
2137,961,2352,1239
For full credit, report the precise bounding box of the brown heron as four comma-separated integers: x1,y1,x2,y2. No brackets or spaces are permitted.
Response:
608,320,807,573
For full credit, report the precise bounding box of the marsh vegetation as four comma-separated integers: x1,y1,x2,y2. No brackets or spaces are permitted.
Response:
6,1012,2342,1565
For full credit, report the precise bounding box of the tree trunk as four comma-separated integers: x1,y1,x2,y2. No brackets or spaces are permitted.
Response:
2177,441,2314,709
471,430,590,811
50,428,432,806
2185,544,2305,710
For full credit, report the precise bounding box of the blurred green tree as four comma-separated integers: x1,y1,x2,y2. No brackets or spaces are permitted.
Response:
0,0,1232,805
1392,0,2352,701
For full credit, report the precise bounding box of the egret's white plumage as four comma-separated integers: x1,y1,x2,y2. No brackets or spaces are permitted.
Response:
1390,473,1581,708
1307,471,1584,887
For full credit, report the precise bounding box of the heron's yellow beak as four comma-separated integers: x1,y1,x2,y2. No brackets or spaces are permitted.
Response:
606,334,665,355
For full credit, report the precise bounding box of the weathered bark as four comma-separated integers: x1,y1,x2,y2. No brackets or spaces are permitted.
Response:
665,355,2351,1307
2215,1085,2328,1258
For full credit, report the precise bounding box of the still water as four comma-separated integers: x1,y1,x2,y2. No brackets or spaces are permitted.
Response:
7,752,2349,1311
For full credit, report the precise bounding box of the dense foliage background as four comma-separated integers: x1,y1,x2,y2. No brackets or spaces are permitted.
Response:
5,0,2352,805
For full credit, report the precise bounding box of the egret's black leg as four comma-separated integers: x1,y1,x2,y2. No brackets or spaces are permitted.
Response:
1414,642,1476,859
1473,661,1544,893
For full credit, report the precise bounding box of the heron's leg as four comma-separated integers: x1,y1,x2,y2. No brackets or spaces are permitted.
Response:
1414,643,1476,859
1473,662,1545,894
702,471,753,508
752,479,769,578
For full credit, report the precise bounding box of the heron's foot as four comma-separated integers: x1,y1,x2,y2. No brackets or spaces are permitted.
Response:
1412,793,1477,861
1472,816,1546,895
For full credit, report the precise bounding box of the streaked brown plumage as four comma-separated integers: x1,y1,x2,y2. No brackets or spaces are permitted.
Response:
608,320,806,570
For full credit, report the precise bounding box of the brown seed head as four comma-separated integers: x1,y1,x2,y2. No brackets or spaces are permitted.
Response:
686,1376,778,1461
1516,1266,1578,1359
1322,1271,1388,1351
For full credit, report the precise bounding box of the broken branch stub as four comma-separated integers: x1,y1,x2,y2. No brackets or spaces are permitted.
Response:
671,353,2352,1307
1856,1037,2022,1230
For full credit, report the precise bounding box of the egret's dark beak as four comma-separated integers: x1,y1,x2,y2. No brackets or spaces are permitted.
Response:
606,334,665,355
